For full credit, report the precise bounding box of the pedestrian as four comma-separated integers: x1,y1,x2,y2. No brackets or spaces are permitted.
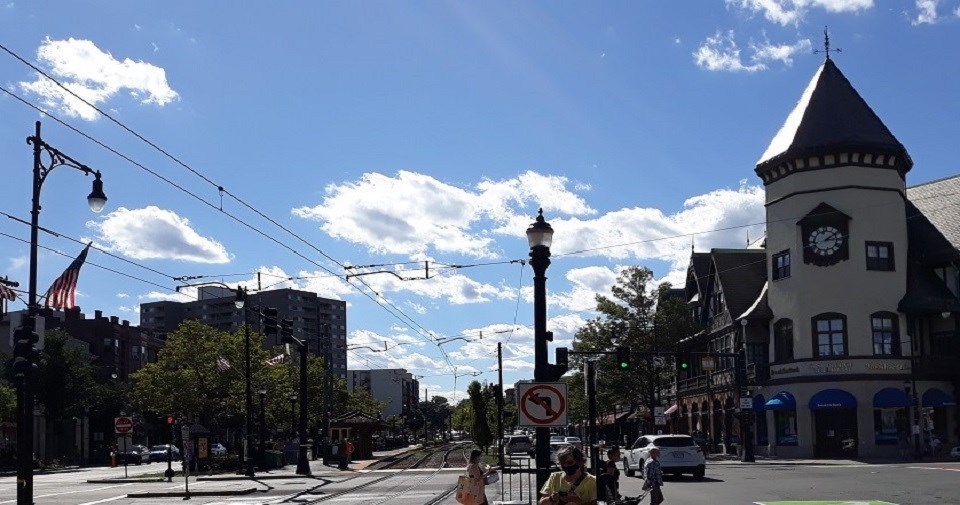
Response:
466,449,496,505
338,439,349,470
538,446,597,505
643,447,665,505
898,432,909,460
597,446,621,503
345,438,355,464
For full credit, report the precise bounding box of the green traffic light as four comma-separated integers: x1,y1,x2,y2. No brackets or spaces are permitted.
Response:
680,362,689,369
620,362,628,369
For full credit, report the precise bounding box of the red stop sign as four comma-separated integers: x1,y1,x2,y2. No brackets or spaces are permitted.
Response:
114,416,133,434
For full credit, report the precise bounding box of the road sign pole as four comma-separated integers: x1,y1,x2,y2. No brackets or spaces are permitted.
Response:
586,361,598,472
123,435,128,478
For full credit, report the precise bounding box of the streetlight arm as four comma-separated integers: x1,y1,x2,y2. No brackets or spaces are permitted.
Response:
28,134,101,186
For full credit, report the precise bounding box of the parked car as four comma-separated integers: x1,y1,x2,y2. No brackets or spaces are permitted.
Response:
624,434,705,479
564,436,583,451
116,444,150,465
503,435,533,454
149,444,180,463
950,446,960,460
528,440,570,465
210,443,227,456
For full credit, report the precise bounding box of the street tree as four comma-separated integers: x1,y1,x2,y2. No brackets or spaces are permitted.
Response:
0,382,14,421
468,380,493,452
34,330,98,460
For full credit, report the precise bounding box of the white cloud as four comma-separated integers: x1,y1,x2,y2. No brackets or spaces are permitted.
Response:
694,31,810,73
912,0,940,24
87,206,230,263
7,256,27,272
350,269,517,305
19,37,178,121
138,290,193,302
727,0,874,26
151,42,159,53
292,170,594,259
694,31,767,72
117,293,129,298
134,24,142,30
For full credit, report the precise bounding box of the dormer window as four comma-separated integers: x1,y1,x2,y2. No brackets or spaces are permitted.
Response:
798,203,851,267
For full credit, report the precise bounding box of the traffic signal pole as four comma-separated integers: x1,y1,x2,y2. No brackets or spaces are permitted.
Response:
585,361,599,472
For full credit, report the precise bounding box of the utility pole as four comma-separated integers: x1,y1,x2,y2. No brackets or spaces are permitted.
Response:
586,360,599,472
737,319,755,462
497,342,505,467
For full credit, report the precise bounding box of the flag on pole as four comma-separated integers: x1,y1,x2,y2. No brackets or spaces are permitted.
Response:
43,243,91,310
264,354,286,367
0,284,15,301
216,355,232,371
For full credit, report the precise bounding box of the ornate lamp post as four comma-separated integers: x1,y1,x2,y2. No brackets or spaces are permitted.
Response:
16,121,107,504
527,209,554,491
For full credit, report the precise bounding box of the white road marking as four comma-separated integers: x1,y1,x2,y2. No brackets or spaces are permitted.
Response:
908,465,960,472
78,494,130,505
0,483,132,504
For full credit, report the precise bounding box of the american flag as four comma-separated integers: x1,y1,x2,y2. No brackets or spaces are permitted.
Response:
0,284,16,301
216,355,232,371
264,354,286,367
43,244,91,310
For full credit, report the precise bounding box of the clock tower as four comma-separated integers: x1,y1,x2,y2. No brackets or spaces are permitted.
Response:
757,57,912,363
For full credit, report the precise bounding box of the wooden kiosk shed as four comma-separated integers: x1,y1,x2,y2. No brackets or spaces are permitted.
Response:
330,410,381,460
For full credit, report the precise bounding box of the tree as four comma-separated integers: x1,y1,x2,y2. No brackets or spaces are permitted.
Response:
34,330,99,460
421,396,452,437
451,398,472,434
571,266,690,428
0,382,14,421
468,380,493,452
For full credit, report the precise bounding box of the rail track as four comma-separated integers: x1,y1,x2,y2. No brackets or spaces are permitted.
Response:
284,441,470,504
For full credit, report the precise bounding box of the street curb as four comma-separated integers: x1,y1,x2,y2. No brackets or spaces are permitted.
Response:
86,478,165,483
127,487,258,498
197,474,322,481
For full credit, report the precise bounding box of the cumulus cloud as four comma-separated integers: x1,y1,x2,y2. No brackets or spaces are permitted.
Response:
292,170,593,259
86,206,230,263
694,31,811,72
19,37,178,121
726,0,874,26
912,0,940,24
138,290,193,302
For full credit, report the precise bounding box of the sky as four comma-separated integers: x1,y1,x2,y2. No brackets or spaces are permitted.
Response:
1,1,959,403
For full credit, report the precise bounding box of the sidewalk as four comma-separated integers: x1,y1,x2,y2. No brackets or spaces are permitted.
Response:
706,453,954,465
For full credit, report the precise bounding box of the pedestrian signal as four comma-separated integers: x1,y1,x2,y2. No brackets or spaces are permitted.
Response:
616,347,630,370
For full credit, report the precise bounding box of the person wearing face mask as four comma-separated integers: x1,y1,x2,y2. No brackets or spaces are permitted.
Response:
538,446,597,505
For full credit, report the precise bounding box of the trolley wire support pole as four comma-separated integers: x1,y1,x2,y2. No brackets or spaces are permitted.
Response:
279,320,313,476
738,319,755,462
586,360,600,472
497,342,505,468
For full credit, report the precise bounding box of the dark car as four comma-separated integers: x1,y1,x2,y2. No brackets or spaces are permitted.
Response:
116,444,150,465
148,444,181,463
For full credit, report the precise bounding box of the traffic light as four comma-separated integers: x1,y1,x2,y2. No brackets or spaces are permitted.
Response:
166,415,175,425
263,307,279,336
556,347,568,368
280,318,294,343
616,347,630,370
677,354,691,371
12,325,40,377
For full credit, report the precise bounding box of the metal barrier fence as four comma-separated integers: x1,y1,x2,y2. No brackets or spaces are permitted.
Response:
494,454,537,504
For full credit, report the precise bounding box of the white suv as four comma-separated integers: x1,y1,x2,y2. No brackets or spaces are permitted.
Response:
624,434,705,479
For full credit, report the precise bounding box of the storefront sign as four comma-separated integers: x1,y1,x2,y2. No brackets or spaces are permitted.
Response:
769,358,910,379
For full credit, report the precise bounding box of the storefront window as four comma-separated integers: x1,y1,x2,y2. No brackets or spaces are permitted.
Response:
775,410,798,446
873,408,907,445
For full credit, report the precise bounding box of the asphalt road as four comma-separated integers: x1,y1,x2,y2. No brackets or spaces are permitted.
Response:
2,459,959,504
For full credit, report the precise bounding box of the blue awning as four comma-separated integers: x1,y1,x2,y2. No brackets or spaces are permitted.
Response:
765,391,796,411
873,388,912,408
753,394,766,413
922,388,957,407
809,388,857,410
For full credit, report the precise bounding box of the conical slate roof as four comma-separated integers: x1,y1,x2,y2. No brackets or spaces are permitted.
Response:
756,58,912,180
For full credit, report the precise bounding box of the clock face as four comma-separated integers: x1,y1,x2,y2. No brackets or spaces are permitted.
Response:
808,225,843,256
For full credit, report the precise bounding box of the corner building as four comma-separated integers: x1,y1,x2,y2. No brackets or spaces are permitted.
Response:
674,58,958,459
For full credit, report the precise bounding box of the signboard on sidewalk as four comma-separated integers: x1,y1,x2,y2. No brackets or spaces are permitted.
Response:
739,397,753,410
701,357,716,371
518,382,568,427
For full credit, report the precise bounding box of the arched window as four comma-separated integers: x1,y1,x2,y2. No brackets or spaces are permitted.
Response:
812,313,847,357
774,319,794,362
870,311,900,356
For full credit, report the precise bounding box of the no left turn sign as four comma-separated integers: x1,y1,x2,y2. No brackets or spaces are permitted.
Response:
518,382,568,427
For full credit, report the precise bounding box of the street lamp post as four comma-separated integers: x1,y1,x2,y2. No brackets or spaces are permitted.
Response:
279,325,313,475
527,209,554,491
259,390,267,464
17,121,107,504
739,319,755,462
289,395,298,436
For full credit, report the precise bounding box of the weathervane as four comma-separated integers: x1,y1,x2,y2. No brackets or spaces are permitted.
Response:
813,26,841,60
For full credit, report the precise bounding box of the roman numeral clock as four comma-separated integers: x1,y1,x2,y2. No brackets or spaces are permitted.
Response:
798,202,851,266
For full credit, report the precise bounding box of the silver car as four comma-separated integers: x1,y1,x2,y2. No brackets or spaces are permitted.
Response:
624,434,705,479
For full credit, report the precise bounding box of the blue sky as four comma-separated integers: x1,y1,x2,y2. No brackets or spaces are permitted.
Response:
1,1,959,401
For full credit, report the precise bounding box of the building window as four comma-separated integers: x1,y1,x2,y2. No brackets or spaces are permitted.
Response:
873,408,908,446
774,319,794,362
773,250,791,280
775,410,798,446
866,242,894,271
812,313,847,357
871,312,899,356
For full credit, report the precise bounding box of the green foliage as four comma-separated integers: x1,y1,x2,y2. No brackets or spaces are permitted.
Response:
571,266,693,421
468,380,493,451
35,330,98,423
0,382,14,420
452,398,472,433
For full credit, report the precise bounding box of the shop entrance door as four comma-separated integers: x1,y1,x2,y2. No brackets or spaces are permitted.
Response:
814,409,858,458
